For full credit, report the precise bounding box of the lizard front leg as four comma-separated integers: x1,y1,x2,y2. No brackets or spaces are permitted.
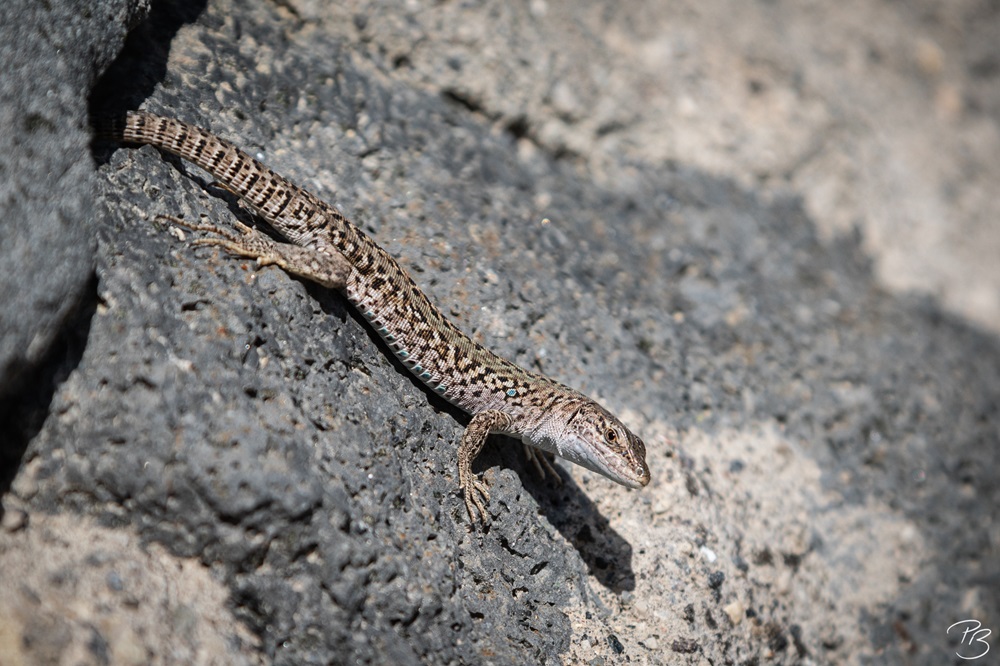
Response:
458,409,515,527
522,445,563,485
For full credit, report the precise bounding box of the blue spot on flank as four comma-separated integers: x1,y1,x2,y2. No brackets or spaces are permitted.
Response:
436,384,446,393
506,388,518,397
399,350,409,358
420,371,431,379
385,334,396,342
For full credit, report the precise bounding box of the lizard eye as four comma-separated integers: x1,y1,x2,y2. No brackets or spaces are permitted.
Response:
604,428,618,444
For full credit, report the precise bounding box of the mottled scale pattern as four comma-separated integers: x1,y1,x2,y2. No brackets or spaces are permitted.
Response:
112,112,575,422
103,111,650,522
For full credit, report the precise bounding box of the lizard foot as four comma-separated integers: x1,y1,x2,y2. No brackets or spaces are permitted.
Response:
154,214,349,289
522,445,563,486
459,469,491,527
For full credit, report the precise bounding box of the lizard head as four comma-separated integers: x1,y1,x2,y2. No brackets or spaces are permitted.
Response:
554,400,651,489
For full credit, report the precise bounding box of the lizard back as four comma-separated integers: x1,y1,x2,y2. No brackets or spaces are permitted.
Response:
108,111,578,422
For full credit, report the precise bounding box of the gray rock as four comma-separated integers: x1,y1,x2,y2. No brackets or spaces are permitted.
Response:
0,0,147,454
2,1,998,665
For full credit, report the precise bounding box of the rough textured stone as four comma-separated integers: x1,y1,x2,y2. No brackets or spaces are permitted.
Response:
0,511,262,666
1,0,998,664
0,0,149,482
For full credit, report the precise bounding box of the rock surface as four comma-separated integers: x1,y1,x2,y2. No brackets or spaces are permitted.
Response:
0,0,147,478
1,0,998,664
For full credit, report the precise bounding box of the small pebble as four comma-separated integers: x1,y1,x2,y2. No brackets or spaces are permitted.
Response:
724,600,745,625
106,570,125,592
1,507,28,532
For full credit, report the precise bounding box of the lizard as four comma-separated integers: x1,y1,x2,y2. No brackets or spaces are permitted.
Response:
99,110,651,526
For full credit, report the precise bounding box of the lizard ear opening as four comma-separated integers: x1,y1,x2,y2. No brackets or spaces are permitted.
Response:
564,404,584,427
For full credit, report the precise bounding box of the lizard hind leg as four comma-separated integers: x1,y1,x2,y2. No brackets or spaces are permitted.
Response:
155,214,351,289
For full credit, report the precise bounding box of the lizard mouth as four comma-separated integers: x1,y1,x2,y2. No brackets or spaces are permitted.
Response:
556,437,650,489
612,460,651,489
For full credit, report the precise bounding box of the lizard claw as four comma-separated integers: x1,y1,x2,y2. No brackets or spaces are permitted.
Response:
155,214,281,262
523,444,563,486
460,471,491,528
